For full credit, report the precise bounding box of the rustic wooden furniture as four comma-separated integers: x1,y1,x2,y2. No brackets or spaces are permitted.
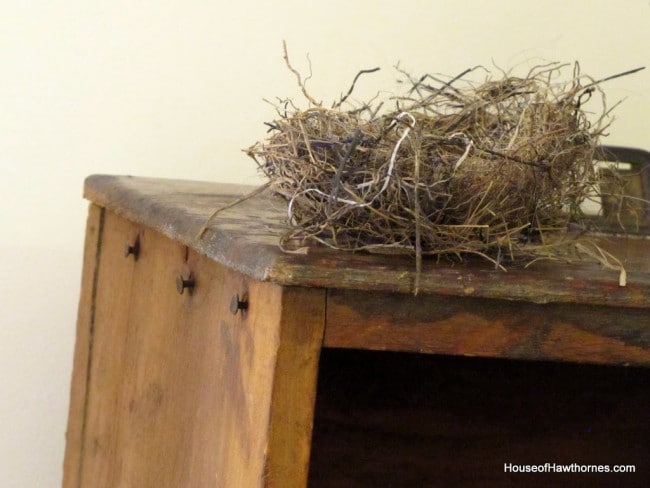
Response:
64,149,650,487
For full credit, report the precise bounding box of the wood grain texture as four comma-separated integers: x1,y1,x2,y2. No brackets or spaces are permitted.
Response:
62,204,105,488
265,286,326,487
68,210,326,487
82,175,650,308
324,288,650,367
77,209,144,487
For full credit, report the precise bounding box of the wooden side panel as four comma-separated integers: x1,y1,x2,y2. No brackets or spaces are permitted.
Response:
62,204,105,488
265,287,326,487
76,210,142,487
71,210,325,487
324,289,650,367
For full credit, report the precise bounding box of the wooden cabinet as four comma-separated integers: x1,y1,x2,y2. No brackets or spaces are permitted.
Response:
65,206,324,487
64,175,650,487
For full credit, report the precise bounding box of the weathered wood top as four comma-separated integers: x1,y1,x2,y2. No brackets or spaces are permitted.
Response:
85,174,650,308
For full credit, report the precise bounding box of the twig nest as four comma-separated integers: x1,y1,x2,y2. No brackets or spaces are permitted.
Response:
247,61,629,278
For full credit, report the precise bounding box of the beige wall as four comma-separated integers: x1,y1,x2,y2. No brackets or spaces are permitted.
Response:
0,1,648,485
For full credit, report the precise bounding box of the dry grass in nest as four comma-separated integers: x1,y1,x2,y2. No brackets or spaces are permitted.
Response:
241,47,643,291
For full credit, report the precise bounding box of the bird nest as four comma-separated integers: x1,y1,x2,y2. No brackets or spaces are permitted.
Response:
243,49,641,289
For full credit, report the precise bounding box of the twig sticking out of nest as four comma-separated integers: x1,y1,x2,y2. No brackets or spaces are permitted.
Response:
246,49,643,291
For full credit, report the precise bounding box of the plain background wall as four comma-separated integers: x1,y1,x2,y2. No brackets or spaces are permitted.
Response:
0,1,648,485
